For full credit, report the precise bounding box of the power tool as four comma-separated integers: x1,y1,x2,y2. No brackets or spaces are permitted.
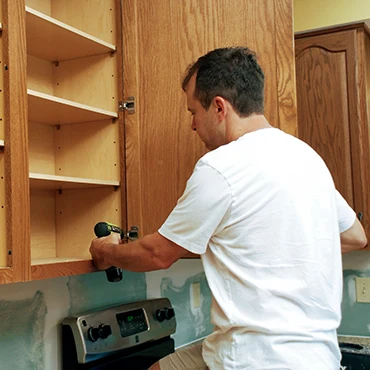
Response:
94,221,139,282
94,221,124,283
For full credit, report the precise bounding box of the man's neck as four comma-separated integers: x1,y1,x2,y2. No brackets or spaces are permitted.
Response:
226,114,272,143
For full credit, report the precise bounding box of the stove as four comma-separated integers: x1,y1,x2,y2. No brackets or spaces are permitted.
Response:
340,342,370,370
62,298,176,370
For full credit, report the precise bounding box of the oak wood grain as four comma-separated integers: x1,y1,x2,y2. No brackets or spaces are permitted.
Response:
274,0,297,136
31,259,97,281
295,25,370,238
353,28,370,239
122,0,296,238
2,0,31,283
295,31,355,207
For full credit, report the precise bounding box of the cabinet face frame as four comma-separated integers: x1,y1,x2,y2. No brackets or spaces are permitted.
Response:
0,0,127,283
1,0,31,283
29,0,127,280
354,26,370,238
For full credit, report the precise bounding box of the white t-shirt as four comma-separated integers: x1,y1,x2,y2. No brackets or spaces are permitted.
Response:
159,128,356,370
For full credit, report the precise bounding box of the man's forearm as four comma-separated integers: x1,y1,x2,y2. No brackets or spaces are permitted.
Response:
101,232,187,272
103,239,166,272
341,242,368,254
340,218,367,254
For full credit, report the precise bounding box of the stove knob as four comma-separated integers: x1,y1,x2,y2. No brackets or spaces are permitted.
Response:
155,308,167,322
87,324,112,342
165,307,175,320
99,324,112,339
88,327,100,342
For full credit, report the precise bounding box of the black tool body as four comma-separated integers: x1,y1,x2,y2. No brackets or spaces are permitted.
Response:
94,222,124,282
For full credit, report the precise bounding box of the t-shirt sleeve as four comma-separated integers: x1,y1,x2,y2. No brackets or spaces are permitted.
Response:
158,162,232,255
336,190,356,233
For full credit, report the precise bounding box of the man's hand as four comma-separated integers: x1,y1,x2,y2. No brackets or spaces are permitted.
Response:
89,232,121,270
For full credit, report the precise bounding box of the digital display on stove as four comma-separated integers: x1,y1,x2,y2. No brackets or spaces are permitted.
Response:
116,308,149,338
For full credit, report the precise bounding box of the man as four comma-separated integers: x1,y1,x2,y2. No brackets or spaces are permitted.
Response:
90,47,368,370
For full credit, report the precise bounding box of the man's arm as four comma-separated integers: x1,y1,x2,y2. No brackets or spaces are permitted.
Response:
341,217,368,254
90,231,189,272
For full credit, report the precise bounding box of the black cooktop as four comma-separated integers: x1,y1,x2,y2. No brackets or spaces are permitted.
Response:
340,342,370,370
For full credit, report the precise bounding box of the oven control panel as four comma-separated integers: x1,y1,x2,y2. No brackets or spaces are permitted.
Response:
62,298,176,364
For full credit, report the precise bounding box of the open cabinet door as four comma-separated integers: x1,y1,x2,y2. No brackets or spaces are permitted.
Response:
121,0,297,238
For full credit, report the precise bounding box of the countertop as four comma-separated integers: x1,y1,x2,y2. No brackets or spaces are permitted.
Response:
338,335,370,355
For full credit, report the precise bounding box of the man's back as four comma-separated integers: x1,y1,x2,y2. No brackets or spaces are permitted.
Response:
200,128,343,369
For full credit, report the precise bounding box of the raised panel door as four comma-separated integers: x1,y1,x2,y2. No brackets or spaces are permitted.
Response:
295,31,357,207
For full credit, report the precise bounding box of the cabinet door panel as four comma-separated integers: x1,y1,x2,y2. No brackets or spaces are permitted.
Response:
295,31,357,208
122,0,296,236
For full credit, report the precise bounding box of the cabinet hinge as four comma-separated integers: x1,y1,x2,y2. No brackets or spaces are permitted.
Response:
123,226,139,241
119,97,135,114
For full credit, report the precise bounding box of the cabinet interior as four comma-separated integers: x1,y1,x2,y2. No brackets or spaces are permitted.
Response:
30,187,121,263
24,0,121,265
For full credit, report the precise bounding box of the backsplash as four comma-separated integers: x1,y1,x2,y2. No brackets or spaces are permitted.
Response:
339,251,370,337
339,270,370,336
0,259,212,370
0,252,369,370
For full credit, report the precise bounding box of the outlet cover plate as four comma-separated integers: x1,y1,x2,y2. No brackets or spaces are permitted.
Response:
355,277,370,303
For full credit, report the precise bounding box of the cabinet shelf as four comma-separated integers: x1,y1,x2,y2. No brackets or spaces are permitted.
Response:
29,173,120,190
28,89,118,125
26,6,116,61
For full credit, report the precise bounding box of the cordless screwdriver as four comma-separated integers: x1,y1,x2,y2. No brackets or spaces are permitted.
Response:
94,221,124,283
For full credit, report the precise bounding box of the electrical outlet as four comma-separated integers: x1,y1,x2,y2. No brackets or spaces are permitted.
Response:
192,282,201,308
355,277,370,303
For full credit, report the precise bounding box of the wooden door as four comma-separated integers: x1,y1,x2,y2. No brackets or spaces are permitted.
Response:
295,30,358,208
295,26,370,235
121,0,297,237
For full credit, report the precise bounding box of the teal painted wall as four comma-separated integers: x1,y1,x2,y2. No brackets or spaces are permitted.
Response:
0,259,212,370
339,252,370,336
340,270,370,336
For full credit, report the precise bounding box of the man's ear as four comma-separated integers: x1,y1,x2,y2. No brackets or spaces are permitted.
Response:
213,96,227,120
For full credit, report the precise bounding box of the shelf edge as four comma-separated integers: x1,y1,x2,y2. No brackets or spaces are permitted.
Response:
29,172,120,187
28,89,118,118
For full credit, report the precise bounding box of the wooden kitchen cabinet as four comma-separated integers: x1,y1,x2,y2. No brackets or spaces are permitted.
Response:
295,23,370,238
0,0,124,283
0,0,297,284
